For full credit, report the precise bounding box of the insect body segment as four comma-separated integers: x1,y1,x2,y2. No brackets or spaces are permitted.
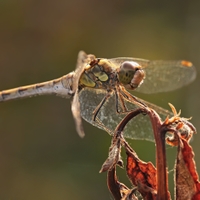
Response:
79,59,113,90
0,72,75,101
92,65,108,82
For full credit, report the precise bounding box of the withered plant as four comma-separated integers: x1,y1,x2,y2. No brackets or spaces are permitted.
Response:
100,104,199,200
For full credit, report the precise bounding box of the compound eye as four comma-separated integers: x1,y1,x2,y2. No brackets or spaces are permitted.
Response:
118,61,140,85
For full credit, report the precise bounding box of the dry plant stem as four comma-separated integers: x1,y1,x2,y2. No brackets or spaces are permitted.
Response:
148,109,169,200
107,167,132,200
116,108,169,200
115,108,145,133
107,167,122,200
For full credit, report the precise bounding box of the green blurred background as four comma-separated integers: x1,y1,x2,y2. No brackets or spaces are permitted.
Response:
0,0,200,199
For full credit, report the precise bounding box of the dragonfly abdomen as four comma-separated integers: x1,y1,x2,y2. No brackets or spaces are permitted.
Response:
0,72,75,102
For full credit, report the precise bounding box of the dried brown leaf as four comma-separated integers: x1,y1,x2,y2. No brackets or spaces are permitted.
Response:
100,134,123,173
125,142,157,200
175,137,200,200
107,166,138,200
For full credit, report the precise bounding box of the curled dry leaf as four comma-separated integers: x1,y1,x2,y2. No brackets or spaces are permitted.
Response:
174,136,200,200
124,141,157,200
107,166,138,200
162,104,199,199
165,103,196,146
100,133,123,173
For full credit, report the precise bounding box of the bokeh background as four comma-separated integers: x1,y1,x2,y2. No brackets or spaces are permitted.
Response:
0,0,200,199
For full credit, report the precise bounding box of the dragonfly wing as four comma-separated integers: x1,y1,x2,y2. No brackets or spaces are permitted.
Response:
72,51,89,93
71,51,97,137
73,51,96,92
109,58,196,94
71,90,85,137
78,88,172,142
137,97,173,118
136,60,196,93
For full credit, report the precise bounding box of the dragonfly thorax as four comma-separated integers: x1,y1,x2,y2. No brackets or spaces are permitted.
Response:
79,59,119,90
118,61,145,90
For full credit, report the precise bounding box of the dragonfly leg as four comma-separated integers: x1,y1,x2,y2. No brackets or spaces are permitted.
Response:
114,87,128,113
113,86,148,116
92,90,113,121
92,88,128,134
120,87,147,108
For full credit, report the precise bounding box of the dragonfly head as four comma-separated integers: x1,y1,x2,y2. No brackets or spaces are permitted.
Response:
118,61,145,90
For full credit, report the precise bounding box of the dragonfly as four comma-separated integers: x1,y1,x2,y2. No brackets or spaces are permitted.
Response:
0,51,196,142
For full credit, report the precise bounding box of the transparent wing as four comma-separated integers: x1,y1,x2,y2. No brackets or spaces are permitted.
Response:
79,88,172,142
72,51,90,92
109,57,196,94
71,51,96,137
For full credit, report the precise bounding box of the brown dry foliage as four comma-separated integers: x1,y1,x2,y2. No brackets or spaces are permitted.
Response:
100,105,199,200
